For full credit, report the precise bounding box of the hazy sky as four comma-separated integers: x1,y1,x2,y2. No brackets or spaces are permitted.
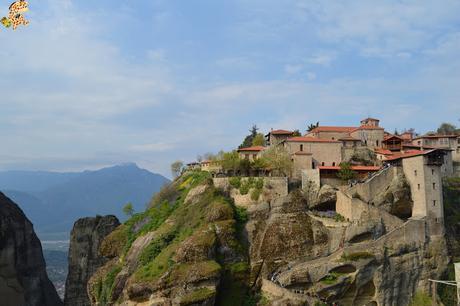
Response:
1,0,460,177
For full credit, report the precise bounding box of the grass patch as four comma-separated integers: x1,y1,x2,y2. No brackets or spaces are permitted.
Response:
228,261,249,275
409,291,432,306
95,264,122,305
341,251,374,261
320,272,345,285
180,287,216,305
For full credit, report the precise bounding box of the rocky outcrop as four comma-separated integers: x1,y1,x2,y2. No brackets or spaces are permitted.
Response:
66,170,452,306
372,174,413,219
0,192,62,306
64,215,120,306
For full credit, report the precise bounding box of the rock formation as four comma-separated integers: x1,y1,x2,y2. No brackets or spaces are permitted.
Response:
64,215,120,306
0,192,63,306
62,171,453,305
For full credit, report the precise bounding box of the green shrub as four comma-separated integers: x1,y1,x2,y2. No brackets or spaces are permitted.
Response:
334,213,345,222
250,188,261,201
341,251,374,261
229,177,242,189
96,264,122,304
337,162,357,181
139,231,177,266
228,262,249,274
235,206,248,224
239,182,250,195
255,178,264,189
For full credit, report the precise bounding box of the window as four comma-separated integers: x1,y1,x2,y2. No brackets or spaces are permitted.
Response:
433,200,436,206
300,144,303,152
417,184,420,190
322,162,325,166
432,169,435,175
414,170,417,176
376,140,379,146
332,137,335,140
433,183,436,190
332,162,336,166
418,141,421,145
253,154,257,160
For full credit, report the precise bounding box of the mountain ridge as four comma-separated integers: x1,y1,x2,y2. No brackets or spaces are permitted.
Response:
0,163,170,240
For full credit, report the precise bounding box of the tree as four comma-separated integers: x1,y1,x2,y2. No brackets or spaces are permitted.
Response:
252,133,266,146
437,123,457,135
239,125,259,149
337,162,357,181
260,145,293,176
292,129,302,137
307,122,319,132
123,202,134,217
220,150,241,173
171,160,184,178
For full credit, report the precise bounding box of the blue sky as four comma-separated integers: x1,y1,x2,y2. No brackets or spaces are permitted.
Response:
1,0,460,177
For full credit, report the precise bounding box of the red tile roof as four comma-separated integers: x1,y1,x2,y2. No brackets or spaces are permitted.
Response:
413,134,459,139
269,129,294,135
237,146,265,152
310,126,357,133
318,165,381,171
286,136,340,143
374,148,393,155
402,144,436,149
351,125,385,132
383,134,404,141
339,135,361,141
385,150,433,161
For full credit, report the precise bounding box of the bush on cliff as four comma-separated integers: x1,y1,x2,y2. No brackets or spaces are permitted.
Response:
90,170,251,304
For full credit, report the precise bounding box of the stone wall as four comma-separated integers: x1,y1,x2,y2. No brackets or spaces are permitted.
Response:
336,190,403,231
353,166,401,203
301,169,320,189
284,141,342,167
213,177,288,207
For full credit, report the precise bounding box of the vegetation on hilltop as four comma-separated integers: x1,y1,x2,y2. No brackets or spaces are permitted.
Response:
90,171,253,305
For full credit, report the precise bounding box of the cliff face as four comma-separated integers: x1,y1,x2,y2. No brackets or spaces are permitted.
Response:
64,171,451,306
64,215,120,306
0,192,63,306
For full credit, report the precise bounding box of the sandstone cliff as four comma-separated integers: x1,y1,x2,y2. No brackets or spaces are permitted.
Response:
0,192,63,306
64,215,120,306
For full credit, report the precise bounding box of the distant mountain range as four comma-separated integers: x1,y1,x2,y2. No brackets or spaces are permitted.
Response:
0,163,169,240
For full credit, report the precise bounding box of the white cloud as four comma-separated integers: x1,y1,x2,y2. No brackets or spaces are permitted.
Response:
284,64,303,74
306,72,316,81
307,53,336,66
129,143,176,153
